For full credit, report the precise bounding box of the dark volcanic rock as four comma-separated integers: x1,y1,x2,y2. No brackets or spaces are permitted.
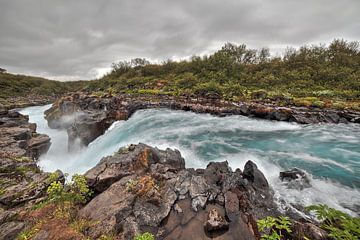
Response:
280,168,307,181
243,160,269,190
280,168,311,190
84,143,185,192
79,143,276,239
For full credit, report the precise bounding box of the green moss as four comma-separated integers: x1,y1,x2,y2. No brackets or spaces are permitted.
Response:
134,232,155,240
0,188,6,196
13,156,32,163
15,166,41,175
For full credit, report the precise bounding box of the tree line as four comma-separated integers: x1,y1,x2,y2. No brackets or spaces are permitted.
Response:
85,39,359,109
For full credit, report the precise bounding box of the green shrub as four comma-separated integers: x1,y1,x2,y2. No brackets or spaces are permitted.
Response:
47,181,65,204
312,100,325,108
47,174,93,205
194,81,223,98
257,216,292,240
307,204,360,240
134,232,155,240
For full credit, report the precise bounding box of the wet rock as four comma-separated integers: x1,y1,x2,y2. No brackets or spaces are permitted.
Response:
27,134,51,159
280,168,307,181
204,208,229,233
66,111,112,150
243,160,269,190
353,116,360,123
271,108,292,121
280,168,311,190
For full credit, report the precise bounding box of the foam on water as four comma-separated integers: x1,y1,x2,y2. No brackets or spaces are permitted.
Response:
20,105,360,216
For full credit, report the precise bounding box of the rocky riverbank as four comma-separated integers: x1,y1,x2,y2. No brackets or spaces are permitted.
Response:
0,110,64,239
0,95,57,112
76,143,327,240
44,93,360,149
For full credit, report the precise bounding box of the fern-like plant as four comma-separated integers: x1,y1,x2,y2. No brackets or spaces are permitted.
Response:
257,216,292,240
306,204,360,240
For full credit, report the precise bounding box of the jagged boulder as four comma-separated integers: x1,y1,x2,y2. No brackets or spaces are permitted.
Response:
280,168,311,190
84,143,185,192
243,160,269,191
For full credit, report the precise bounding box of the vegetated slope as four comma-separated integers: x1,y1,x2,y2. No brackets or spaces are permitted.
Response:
0,73,85,99
87,39,360,110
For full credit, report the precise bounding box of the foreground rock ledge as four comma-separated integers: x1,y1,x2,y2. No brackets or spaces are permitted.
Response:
44,93,360,150
0,110,63,240
79,143,326,240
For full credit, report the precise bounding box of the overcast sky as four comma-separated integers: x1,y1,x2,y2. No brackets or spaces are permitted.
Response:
0,0,359,81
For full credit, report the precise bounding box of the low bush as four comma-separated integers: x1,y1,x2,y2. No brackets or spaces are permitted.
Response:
257,216,292,240
307,204,360,240
134,232,155,240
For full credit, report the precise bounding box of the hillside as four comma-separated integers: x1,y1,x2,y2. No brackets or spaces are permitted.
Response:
87,39,360,110
0,72,86,109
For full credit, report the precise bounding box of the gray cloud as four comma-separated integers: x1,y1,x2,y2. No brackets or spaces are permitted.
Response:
0,0,359,80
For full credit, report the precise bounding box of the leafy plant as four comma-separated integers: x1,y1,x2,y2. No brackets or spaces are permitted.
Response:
257,216,292,240
134,232,155,240
47,174,93,205
47,181,65,204
306,204,360,240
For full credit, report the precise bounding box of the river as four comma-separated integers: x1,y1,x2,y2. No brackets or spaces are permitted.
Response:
20,104,360,216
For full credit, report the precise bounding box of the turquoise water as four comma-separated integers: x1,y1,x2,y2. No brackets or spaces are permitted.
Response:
20,105,360,216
